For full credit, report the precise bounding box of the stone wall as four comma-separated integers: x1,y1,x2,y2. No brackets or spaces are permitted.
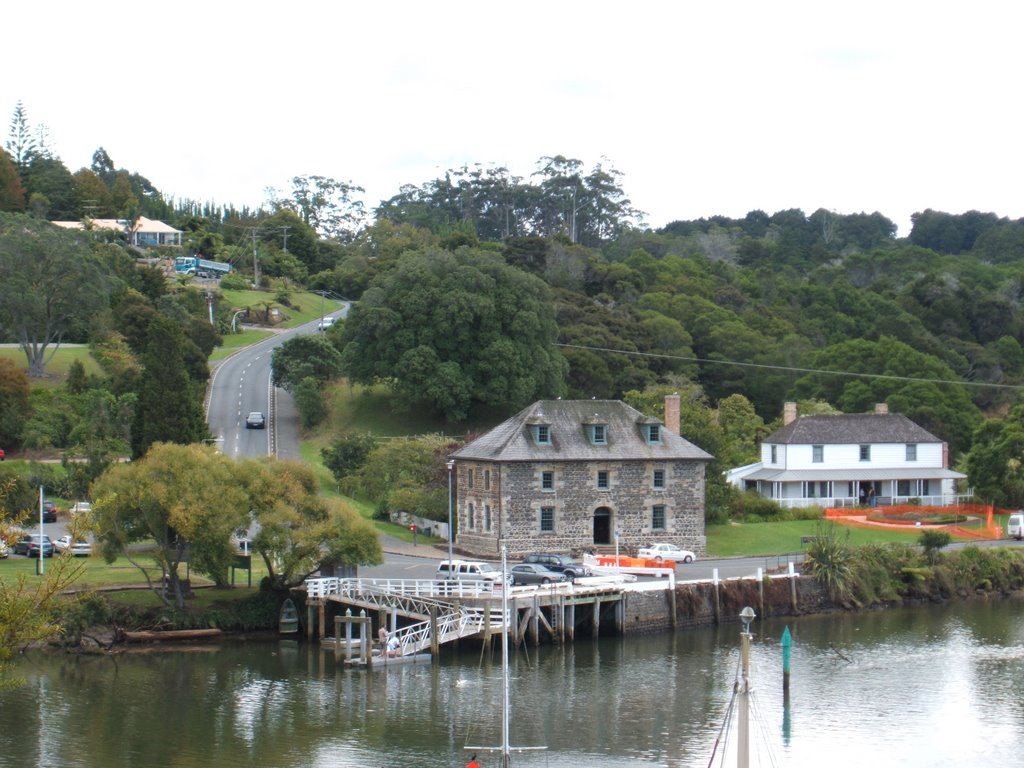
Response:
455,458,707,560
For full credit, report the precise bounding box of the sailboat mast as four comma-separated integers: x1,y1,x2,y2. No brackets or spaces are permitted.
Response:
501,545,511,768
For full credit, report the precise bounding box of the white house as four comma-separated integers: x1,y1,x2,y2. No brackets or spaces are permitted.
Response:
726,402,969,509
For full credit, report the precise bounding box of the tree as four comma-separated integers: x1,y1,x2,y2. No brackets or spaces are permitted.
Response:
321,432,378,485
271,175,366,241
341,434,455,521
0,214,112,376
238,459,381,589
130,316,208,458
340,247,567,421
270,335,344,392
0,359,30,448
90,443,250,608
293,376,326,428
5,101,37,172
0,148,25,212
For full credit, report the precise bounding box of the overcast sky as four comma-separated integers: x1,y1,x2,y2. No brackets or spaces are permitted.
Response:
6,1,1023,236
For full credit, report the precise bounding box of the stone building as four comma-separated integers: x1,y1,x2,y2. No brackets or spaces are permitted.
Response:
450,395,712,559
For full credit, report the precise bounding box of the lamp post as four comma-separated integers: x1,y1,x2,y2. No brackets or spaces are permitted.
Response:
446,460,455,566
738,606,756,768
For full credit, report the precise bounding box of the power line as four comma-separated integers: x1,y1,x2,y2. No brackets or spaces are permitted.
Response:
554,342,1024,391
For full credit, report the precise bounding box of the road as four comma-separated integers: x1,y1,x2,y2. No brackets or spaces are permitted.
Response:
205,303,348,460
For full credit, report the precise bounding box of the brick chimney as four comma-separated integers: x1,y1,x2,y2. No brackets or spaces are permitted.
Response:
783,401,797,426
875,403,889,415
664,393,680,434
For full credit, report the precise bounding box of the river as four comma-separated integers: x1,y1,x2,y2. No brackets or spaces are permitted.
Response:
1,598,1023,767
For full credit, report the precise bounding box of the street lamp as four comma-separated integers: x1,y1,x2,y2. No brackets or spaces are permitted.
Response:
446,460,455,566
231,310,246,334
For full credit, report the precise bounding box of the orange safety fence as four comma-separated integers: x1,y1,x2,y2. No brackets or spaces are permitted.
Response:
824,503,1012,540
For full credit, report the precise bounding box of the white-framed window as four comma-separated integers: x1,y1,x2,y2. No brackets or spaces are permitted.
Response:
592,424,607,444
812,445,823,463
596,470,609,490
484,504,491,531
647,424,661,444
897,480,911,496
651,504,666,531
540,506,555,532
534,424,551,445
770,445,777,464
541,471,554,491
652,469,665,489
468,503,475,529
860,445,871,462
906,444,917,461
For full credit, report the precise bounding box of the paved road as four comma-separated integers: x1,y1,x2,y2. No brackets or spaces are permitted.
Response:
205,303,348,459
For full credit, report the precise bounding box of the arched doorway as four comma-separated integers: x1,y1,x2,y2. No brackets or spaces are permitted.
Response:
593,507,612,545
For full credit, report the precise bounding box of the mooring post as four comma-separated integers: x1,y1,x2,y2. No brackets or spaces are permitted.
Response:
782,624,792,745
712,568,721,625
788,561,798,611
344,608,353,661
430,605,439,655
758,567,765,620
306,603,316,641
318,602,326,641
781,625,791,696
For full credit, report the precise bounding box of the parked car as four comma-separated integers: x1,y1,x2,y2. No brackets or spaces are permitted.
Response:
1009,512,1024,540
0,447,5,460
637,542,696,564
70,501,92,515
54,535,92,557
13,533,54,557
435,559,510,585
0,539,8,558
245,411,266,429
41,500,58,523
509,563,569,586
317,316,335,331
522,552,591,581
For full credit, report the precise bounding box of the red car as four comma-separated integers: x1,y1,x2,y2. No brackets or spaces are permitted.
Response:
0,448,5,460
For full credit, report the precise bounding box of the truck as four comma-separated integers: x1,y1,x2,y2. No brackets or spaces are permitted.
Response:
174,255,232,279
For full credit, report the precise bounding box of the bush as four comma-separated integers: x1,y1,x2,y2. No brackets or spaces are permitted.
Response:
918,530,952,564
804,522,854,602
730,491,784,522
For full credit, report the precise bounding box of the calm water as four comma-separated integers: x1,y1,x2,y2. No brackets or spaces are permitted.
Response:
2,600,1023,767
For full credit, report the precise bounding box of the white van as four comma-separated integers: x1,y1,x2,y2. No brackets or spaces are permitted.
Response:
435,559,508,584
1008,512,1024,540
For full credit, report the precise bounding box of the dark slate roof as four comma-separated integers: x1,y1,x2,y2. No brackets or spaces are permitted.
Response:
453,400,713,462
765,414,941,445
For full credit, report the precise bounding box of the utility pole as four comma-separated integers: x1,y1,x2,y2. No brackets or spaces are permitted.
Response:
280,225,290,254
251,229,260,288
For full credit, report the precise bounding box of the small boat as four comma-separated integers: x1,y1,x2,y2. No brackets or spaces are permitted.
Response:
279,598,300,635
119,628,223,643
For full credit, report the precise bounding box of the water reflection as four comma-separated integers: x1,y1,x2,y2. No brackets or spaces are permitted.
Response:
0,600,1022,767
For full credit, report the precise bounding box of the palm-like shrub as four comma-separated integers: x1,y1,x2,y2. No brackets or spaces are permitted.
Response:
804,522,854,602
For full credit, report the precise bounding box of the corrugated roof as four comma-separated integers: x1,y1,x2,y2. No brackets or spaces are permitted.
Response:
453,399,713,462
742,467,966,482
766,414,940,445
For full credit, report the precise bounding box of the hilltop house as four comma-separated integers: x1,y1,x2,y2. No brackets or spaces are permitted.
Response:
51,216,182,246
726,402,968,508
450,396,712,559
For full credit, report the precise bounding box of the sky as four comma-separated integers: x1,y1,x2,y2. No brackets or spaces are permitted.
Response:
6,1,1024,237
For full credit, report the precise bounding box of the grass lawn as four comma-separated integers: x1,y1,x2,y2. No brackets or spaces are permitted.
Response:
706,518,981,557
209,328,275,361
218,288,344,329
0,345,104,385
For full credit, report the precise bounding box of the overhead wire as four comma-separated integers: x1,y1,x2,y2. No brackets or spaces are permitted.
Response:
555,342,1024,391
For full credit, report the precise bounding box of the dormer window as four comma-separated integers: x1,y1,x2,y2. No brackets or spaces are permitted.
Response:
531,423,552,445
592,424,607,444
646,424,661,444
